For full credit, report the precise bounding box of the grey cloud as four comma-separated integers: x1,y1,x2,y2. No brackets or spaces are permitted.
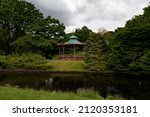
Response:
26,0,149,32
39,8,72,25
26,0,73,25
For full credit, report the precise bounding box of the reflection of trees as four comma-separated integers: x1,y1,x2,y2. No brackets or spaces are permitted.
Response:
0,73,50,89
0,73,150,99
91,74,150,99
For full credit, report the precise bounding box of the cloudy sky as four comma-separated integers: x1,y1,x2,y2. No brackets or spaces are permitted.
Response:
26,0,149,33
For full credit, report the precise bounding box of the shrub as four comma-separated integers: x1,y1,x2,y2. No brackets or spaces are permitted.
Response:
0,53,47,69
0,55,7,69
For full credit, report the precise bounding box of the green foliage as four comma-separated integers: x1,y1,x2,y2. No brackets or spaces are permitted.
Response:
102,31,114,44
108,4,150,74
75,26,92,42
26,16,65,39
12,35,57,58
77,89,101,99
0,0,43,54
105,95,124,100
67,26,92,42
0,53,47,69
16,16,66,58
0,55,7,69
139,51,150,74
84,33,108,71
0,86,123,100
0,0,65,58
0,87,102,100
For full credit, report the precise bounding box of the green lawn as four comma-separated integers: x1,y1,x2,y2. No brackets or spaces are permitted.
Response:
0,86,101,100
45,60,85,71
0,86,123,100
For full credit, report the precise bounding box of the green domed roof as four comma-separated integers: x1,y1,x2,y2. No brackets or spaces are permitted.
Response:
64,35,83,45
69,35,78,39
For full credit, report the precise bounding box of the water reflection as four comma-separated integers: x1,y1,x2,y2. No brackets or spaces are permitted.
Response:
0,73,149,99
45,78,53,89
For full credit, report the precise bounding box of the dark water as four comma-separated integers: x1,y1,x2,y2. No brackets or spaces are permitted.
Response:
0,72,149,99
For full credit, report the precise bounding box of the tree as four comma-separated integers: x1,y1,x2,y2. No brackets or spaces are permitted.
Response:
13,35,57,58
66,26,92,42
75,26,92,42
98,27,108,35
13,16,65,58
0,0,66,58
84,33,108,71
98,28,114,44
0,0,43,54
26,16,65,40
108,4,150,74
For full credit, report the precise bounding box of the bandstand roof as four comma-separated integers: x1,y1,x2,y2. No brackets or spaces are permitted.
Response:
58,35,84,46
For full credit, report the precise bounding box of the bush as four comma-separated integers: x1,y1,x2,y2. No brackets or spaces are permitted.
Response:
0,55,7,69
0,53,47,69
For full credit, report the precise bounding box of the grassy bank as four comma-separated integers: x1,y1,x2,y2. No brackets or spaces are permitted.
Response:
45,60,85,71
0,86,123,100
0,54,86,72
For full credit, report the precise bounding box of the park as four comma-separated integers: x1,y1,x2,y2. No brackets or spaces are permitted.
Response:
0,0,150,100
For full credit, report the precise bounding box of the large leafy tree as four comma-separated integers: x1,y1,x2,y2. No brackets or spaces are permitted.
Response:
13,16,65,58
67,26,92,42
108,4,150,74
0,0,43,54
26,16,65,39
74,26,92,42
0,0,66,58
13,35,57,58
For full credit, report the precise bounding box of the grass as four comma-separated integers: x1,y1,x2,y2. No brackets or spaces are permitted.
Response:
44,60,85,71
0,86,101,100
0,86,123,100
0,54,86,72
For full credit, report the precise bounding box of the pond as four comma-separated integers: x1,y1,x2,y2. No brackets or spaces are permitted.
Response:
0,72,149,99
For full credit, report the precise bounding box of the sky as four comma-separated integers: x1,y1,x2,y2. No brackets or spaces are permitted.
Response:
26,0,149,33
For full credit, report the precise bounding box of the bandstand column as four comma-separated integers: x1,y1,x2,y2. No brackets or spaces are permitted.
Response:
73,45,76,54
63,46,64,55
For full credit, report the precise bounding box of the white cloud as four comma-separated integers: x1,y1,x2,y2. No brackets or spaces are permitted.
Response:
26,0,149,33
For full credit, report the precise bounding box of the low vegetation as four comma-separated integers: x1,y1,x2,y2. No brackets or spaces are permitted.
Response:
0,54,85,71
0,86,123,100
0,53,47,70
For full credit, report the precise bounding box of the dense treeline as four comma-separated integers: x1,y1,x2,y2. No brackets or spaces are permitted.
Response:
84,4,150,74
107,4,150,74
0,0,65,58
0,0,149,74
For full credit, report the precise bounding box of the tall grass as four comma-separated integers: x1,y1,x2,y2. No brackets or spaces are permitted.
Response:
0,87,101,100
0,86,123,100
